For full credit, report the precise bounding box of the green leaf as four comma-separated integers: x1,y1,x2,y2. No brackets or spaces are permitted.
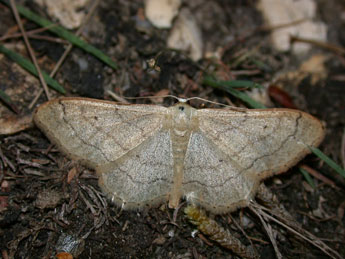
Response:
212,79,263,89
299,167,316,189
309,146,345,178
0,88,20,114
0,44,65,94
203,76,266,109
0,89,12,103
0,0,117,70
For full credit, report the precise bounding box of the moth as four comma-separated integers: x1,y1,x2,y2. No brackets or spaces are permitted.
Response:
34,97,324,214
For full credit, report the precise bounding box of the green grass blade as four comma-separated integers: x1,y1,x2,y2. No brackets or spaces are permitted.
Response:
212,79,263,89
0,89,20,113
203,76,266,109
0,44,66,94
0,0,117,70
299,167,316,189
309,146,345,178
250,58,272,72
0,89,12,104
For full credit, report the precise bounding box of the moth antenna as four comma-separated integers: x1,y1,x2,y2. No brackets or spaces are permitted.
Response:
106,92,238,108
107,90,130,104
186,97,227,106
108,92,183,103
186,97,249,111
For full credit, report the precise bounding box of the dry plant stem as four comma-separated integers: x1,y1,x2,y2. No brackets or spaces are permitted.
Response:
260,18,307,32
9,0,51,100
249,202,342,259
0,145,15,172
249,203,282,259
299,164,338,189
29,42,75,108
229,214,258,255
0,145,7,168
256,184,342,258
256,184,297,226
29,0,101,109
341,128,345,169
185,205,258,258
290,36,345,56
0,24,60,42
19,34,68,44
220,18,306,58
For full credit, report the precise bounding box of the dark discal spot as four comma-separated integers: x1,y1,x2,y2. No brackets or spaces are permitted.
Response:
219,159,223,163
136,155,140,158
264,125,268,129
179,106,185,111
94,116,98,120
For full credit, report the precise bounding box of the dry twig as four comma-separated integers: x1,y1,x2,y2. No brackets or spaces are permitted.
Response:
9,0,51,100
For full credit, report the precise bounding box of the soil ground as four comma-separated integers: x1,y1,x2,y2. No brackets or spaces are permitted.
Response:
0,0,344,258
